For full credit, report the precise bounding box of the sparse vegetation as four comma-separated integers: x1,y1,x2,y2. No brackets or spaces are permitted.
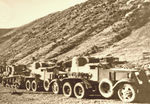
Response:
0,0,150,65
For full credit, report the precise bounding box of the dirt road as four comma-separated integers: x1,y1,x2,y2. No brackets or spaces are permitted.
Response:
0,84,149,104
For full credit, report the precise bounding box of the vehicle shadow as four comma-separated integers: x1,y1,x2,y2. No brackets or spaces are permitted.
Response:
11,91,23,95
86,94,150,103
137,95,150,103
86,94,103,99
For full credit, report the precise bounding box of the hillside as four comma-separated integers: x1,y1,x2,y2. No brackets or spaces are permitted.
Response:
0,29,12,36
0,28,13,43
94,22,150,65
0,0,150,65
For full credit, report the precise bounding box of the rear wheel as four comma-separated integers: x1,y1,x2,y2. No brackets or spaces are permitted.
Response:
0,77,2,83
118,84,137,103
14,83,20,89
74,82,87,99
99,79,114,98
43,80,50,91
2,80,6,87
25,80,31,91
52,81,61,94
31,80,38,92
63,82,73,97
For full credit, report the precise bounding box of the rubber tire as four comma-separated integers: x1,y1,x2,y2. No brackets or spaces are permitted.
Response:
25,80,31,91
74,82,87,99
52,81,61,94
63,82,73,97
43,80,50,91
0,77,2,83
15,83,20,89
118,83,137,103
2,80,6,87
99,79,114,98
31,80,38,92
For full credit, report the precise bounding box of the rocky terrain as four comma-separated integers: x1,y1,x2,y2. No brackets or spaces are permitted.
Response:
0,84,150,104
0,0,150,66
1,0,150,104
0,29,12,36
0,28,13,44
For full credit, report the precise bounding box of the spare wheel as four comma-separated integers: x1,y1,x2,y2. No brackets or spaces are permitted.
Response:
99,79,114,98
43,79,50,91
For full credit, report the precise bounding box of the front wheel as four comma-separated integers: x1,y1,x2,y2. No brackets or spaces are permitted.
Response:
2,80,6,87
118,83,137,103
74,82,87,99
14,83,20,89
63,82,73,97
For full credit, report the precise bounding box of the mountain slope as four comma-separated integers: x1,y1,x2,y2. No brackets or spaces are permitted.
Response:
94,22,150,65
0,29,12,36
0,0,150,65
0,28,13,43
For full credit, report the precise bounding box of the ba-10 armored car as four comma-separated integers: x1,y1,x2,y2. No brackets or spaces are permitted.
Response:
51,56,150,103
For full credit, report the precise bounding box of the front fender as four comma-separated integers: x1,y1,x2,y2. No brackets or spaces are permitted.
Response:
112,78,133,90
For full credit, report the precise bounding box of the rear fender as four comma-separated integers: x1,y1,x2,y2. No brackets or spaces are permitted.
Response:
49,79,62,88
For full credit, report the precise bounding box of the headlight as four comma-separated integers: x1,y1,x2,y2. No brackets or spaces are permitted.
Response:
145,70,150,83
128,73,132,79
135,72,143,84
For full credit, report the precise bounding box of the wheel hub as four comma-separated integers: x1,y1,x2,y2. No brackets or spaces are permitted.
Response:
53,83,58,92
45,82,48,87
65,86,70,94
102,83,110,93
76,87,83,96
121,86,133,100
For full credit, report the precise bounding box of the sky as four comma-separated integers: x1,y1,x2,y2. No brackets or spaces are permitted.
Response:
0,0,87,28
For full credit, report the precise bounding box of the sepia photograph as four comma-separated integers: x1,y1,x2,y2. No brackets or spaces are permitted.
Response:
0,0,150,104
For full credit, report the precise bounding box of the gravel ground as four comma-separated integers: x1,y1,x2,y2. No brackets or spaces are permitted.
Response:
0,84,150,104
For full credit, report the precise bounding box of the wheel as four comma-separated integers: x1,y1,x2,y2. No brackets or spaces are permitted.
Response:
14,77,21,89
0,77,2,83
6,83,10,87
74,82,87,99
99,79,114,98
118,83,137,103
25,80,31,91
14,83,20,89
31,80,38,92
43,80,50,91
51,81,61,94
2,80,6,87
63,82,73,97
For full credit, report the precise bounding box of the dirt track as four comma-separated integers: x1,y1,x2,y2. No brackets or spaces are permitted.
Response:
0,84,150,104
